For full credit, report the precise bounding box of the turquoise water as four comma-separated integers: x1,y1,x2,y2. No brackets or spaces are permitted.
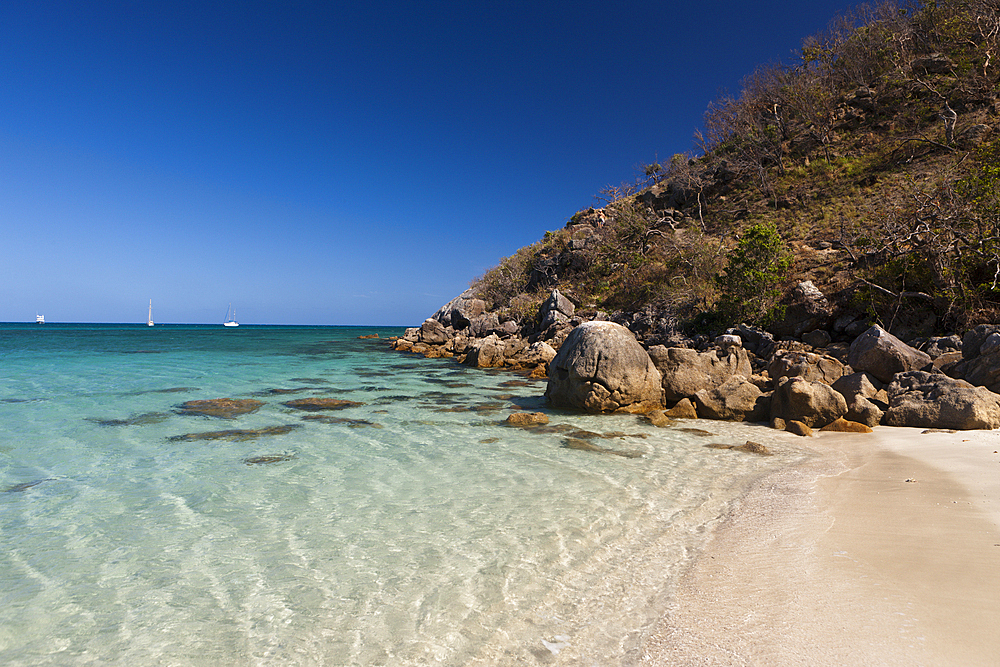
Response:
0,324,803,665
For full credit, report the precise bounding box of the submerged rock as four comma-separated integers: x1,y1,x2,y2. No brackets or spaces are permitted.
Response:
504,412,550,427
283,398,364,411
243,453,296,465
176,398,265,419
168,424,302,442
89,412,171,426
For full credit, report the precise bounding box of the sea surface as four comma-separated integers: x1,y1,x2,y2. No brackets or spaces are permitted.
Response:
0,323,807,666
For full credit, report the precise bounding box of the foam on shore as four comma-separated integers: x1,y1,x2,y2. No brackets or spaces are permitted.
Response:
640,426,1000,666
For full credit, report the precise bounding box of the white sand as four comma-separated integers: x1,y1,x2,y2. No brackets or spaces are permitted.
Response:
641,426,1000,666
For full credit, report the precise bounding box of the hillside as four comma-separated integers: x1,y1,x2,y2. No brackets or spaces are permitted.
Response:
467,0,1000,346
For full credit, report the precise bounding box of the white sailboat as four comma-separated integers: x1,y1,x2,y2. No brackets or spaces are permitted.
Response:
147,300,154,327
224,304,239,327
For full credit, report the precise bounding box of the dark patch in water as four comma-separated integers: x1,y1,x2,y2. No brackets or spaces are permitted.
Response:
289,378,330,384
301,415,383,428
254,387,320,396
4,478,56,493
283,398,364,411
679,428,715,437
561,438,644,459
243,453,296,465
706,441,772,456
144,387,198,394
499,379,532,388
1,398,43,404
89,412,171,427
531,423,578,434
168,424,301,442
121,350,164,354
480,437,500,444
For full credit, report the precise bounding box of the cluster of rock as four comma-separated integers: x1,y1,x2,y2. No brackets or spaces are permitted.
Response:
391,288,1000,432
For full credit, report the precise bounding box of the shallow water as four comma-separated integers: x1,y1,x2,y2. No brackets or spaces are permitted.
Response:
0,324,806,665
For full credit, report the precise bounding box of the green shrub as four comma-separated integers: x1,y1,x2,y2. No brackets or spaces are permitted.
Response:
715,222,793,325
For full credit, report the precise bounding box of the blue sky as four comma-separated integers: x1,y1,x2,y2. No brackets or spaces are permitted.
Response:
2,1,857,325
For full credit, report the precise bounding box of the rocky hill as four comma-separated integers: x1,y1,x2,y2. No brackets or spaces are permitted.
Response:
390,0,1000,432
465,0,1000,346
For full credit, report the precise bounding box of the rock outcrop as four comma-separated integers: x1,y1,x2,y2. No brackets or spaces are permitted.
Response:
947,324,1000,393
648,344,753,402
545,321,663,413
847,325,932,383
693,376,769,422
883,370,1000,430
770,376,848,428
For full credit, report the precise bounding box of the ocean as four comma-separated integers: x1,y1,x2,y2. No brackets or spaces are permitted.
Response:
0,323,806,666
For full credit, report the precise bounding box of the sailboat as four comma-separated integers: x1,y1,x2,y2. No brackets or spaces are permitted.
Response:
147,300,154,327
223,304,239,327
36,313,44,324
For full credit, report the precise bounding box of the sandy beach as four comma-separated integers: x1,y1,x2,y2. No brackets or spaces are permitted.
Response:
641,426,1000,666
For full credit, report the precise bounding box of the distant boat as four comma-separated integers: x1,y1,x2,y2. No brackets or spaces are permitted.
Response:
36,314,44,324
224,304,239,327
147,300,154,327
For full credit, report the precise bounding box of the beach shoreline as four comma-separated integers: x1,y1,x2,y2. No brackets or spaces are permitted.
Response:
640,426,1000,666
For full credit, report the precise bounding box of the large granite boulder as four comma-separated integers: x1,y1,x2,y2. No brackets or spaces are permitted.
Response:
845,395,884,427
769,280,834,338
648,345,753,402
768,349,850,385
770,376,848,428
418,318,450,345
463,334,505,368
516,341,557,366
946,324,1000,393
539,289,576,330
468,312,501,337
545,321,663,413
831,371,882,402
847,325,932,383
693,376,770,422
883,371,1000,430
430,288,487,330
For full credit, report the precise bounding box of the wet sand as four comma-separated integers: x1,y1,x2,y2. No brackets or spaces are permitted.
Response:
641,426,1000,666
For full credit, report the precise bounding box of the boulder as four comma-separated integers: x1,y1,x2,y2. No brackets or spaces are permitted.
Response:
430,289,487,330
802,329,832,348
504,412,549,427
516,341,557,366
844,395,884,427
769,280,833,338
665,397,699,419
768,349,850,385
831,372,882,402
770,376,848,428
693,376,770,422
648,345,753,402
539,289,575,329
545,321,664,413
463,334,506,368
785,420,814,437
883,371,1000,430
847,325,932,384
820,417,874,433
419,318,450,345
469,312,501,338
644,410,673,427
947,324,1000,393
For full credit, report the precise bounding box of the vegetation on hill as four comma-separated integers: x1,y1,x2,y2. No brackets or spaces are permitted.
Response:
470,0,1000,341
